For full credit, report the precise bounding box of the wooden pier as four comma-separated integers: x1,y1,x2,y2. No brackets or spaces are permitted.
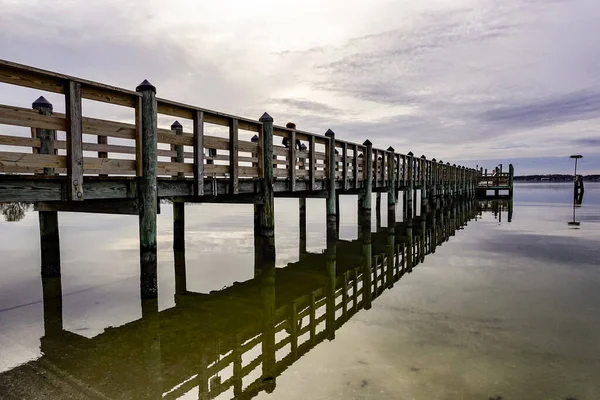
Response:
0,198,481,400
476,164,514,198
0,59,510,300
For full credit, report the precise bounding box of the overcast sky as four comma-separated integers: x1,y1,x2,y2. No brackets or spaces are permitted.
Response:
1,0,599,174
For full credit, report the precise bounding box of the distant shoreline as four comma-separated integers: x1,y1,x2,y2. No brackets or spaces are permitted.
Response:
514,174,599,182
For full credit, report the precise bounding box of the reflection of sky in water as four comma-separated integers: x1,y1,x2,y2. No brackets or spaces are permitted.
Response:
0,184,599,399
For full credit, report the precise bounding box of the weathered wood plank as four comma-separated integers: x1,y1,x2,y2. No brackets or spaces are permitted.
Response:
0,152,66,169
0,59,139,107
66,81,84,200
36,199,141,215
157,98,260,132
0,104,65,130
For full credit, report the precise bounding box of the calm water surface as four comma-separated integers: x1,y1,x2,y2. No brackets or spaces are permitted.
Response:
0,183,598,399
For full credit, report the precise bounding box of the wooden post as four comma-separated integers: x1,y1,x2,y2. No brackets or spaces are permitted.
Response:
174,248,187,297
386,147,396,289
420,155,427,214
431,158,437,210
229,118,239,194
407,152,414,220
65,81,84,201
136,79,158,299
172,121,186,290
353,144,359,189
359,140,373,309
309,135,316,190
299,197,307,259
405,154,414,273
335,192,340,234
193,111,205,196
509,163,514,197
42,276,63,336
375,192,382,230
359,140,373,238
259,113,275,261
342,142,349,190
289,128,296,192
33,97,61,278
325,129,337,243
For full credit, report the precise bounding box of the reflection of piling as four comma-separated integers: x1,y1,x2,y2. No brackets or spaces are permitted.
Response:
325,241,336,340
140,298,163,399
260,260,276,393
299,198,307,259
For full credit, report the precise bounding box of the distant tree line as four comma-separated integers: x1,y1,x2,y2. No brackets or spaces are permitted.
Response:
514,174,600,182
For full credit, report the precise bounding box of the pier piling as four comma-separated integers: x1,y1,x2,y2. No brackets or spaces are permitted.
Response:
136,79,158,299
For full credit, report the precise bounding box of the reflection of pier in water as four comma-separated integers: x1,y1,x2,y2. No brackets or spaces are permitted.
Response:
477,198,513,223
0,198,494,400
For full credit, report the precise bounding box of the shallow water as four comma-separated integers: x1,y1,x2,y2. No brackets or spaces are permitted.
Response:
0,183,598,399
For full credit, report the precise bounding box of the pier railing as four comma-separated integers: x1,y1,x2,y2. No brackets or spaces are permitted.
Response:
0,59,481,201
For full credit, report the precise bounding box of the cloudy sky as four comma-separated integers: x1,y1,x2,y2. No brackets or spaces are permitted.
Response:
1,0,599,174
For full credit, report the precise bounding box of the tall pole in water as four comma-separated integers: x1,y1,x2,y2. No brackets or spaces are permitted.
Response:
571,155,582,177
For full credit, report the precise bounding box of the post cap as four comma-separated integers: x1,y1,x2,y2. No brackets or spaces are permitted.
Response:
447,162,451,165
421,155,426,159
251,134,259,143
32,96,52,111
259,112,273,122
363,139,372,146
453,163,456,166
300,143,307,150
325,128,335,138
432,158,436,162
387,146,395,152
286,122,296,129
136,79,156,93
407,151,413,156
171,120,183,130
